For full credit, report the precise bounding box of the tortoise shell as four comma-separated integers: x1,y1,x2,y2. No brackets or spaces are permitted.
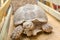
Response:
14,4,48,26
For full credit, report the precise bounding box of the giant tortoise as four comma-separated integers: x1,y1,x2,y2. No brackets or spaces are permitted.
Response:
11,4,53,40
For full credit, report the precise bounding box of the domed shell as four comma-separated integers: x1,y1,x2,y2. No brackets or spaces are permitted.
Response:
14,4,48,26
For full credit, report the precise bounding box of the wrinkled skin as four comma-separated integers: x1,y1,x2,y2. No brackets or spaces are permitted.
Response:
11,4,53,40
11,25,23,40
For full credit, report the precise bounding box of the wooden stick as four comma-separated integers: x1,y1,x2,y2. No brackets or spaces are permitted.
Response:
45,0,60,5
46,0,54,9
1,0,4,6
38,1,60,21
0,6,12,40
0,0,10,23
0,0,1,7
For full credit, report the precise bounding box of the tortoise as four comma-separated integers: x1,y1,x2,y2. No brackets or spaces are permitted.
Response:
11,4,53,40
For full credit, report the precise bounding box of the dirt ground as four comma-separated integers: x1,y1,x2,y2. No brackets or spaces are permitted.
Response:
11,0,37,12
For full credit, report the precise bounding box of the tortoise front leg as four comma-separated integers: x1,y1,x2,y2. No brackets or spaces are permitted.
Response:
42,23,53,33
10,25,23,40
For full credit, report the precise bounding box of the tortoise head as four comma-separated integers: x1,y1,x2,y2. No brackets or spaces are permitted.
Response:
23,21,34,30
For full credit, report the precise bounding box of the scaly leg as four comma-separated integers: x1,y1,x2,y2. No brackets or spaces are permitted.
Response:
10,25,23,40
42,23,53,33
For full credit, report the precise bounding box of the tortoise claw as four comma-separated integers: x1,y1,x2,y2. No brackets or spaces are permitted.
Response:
42,23,53,33
10,25,23,40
